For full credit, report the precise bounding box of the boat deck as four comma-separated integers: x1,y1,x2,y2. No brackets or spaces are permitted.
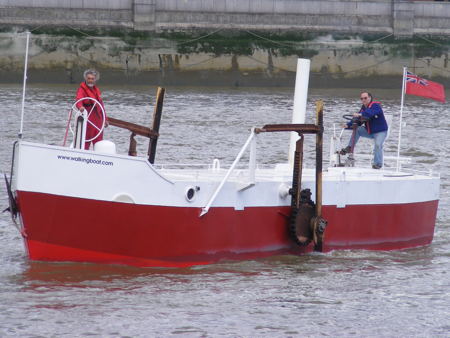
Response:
156,163,438,183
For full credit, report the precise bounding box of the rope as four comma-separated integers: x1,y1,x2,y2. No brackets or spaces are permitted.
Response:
63,24,94,37
418,35,448,48
182,55,221,68
242,30,394,47
243,54,394,75
415,58,450,75
177,27,225,45
367,33,393,43
336,57,394,75
29,24,48,33
243,29,299,47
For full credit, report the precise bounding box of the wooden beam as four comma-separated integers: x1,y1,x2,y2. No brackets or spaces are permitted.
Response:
107,117,159,139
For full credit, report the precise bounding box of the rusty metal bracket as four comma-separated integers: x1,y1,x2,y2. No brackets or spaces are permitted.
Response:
256,100,327,251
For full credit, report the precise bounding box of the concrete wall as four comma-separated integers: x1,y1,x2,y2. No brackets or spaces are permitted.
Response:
3,30,450,86
156,0,393,34
0,0,133,28
414,1,450,35
0,0,450,37
0,0,132,9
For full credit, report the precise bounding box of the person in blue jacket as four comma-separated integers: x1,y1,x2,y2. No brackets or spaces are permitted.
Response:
340,91,388,169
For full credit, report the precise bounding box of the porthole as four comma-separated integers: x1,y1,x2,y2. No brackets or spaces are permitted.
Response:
185,186,200,202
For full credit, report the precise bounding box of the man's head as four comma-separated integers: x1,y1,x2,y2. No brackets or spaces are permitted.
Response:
360,91,372,106
83,69,99,87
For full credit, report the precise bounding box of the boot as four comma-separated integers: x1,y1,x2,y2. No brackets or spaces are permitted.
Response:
339,146,352,155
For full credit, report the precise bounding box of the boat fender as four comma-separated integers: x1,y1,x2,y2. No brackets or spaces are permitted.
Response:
289,189,315,246
94,140,116,154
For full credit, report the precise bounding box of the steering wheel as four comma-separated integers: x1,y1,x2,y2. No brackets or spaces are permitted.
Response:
64,97,106,145
342,114,355,121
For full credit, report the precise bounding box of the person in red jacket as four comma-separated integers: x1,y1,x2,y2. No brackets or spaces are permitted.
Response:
75,69,107,150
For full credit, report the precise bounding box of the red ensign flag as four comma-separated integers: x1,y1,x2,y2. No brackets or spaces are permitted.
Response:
405,72,446,103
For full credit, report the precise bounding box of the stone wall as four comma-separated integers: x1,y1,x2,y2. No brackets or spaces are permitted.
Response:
1,0,450,37
1,32,449,86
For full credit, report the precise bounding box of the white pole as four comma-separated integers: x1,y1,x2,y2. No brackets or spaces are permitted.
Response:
288,58,311,166
200,129,256,217
18,31,31,139
396,66,407,171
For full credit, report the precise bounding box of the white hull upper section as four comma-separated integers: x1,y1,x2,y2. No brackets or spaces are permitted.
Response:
14,141,440,209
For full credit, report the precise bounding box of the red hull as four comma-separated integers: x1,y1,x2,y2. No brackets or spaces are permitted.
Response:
17,191,438,267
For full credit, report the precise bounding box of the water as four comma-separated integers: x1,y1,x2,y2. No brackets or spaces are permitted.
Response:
0,84,449,337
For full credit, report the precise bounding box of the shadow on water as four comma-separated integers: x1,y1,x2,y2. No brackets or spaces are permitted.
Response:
17,244,441,286
18,259,268,287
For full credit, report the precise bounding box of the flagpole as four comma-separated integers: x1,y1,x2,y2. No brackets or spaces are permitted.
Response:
396,66,407,171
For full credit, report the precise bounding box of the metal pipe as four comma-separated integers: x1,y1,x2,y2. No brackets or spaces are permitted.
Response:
18,31,30,139
248,134,257,184
288,58,311,166
200,129,256,217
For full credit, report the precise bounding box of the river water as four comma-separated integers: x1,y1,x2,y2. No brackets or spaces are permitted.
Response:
0,84,449,337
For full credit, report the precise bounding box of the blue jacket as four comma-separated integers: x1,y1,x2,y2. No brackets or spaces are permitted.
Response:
347,101,388,134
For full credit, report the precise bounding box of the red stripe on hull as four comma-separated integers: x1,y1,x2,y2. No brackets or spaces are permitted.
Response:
16,191,438,267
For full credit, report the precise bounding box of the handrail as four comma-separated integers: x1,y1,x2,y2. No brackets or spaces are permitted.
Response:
200,129,256,217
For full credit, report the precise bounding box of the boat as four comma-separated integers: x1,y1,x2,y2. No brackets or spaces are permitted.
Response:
4,35,440,267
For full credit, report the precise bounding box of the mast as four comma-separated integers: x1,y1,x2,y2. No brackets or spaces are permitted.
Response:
18,31,31,139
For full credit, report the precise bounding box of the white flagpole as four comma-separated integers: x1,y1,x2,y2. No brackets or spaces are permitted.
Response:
19,31,30,139
396,66,407,171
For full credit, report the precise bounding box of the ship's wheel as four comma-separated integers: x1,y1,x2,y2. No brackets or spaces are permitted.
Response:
63,97,106,146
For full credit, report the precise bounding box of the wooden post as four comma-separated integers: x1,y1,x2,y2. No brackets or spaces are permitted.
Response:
128,133,137,156
148,87,165,164
313,100,327,252
315,100,323,218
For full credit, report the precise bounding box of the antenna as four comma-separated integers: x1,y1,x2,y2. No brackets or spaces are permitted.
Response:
18,31,30,139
